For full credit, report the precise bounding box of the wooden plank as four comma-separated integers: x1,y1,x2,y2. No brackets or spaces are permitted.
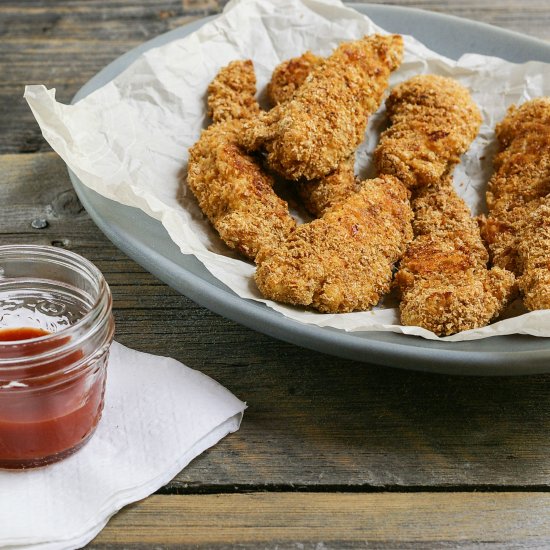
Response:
5,2,550,548
4,152,550,490
90,492,550,547
1,0,549,153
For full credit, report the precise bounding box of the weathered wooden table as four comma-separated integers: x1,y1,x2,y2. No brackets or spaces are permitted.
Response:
3,1,550,547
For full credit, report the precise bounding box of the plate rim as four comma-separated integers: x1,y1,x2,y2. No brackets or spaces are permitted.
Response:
68,3,550,375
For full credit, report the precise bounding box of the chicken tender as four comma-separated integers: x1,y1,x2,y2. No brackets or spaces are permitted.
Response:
376,76,514,335
207,59,260,123
481,98,550,311
186,60,296,260
375,75,482,188
242,34,404,181
267,51,359,216
267,51,322,106
480,200,543,274
486,98,550,216
254,175,413,313
517,199,550,310
296,157,360,216
396,181,516,336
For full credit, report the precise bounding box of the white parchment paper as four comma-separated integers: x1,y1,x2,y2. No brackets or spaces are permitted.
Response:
24,0,550,341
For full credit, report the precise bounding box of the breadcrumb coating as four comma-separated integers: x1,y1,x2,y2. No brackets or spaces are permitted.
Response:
267,51,322,106
242,34,404,181
480,200,544,273
412,181,488,264
396,181,516,336
186,61,296,260
254,175,413,313
207,59,260,123
267,52,359,216
375,75,482,188
296,156,360,216
517,200,550,310
486,98,550,216
482,98,550,311
373,75,514,335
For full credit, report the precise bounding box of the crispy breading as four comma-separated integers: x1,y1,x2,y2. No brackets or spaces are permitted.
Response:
254,175,413,313
482,98,550,311
242,34,404,181
517,200,550,310
373,75,514,335
412,181,488,263
186,60,296,260
486,98,550,216
296,156,360,216
267,51,322,106
480,200,544,273
267,52,358,216
397,257,515,336
207,59,260,123
375,75,482,188
396,181,516,336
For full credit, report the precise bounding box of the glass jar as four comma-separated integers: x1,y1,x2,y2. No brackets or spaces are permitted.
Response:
0,245,114,469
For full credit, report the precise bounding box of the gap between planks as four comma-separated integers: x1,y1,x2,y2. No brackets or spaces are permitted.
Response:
91,492,550,545
157,482,550,495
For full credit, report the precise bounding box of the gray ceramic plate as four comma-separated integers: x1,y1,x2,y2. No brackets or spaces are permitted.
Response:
69,4,550,375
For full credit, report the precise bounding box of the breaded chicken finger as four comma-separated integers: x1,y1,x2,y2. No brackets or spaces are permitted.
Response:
485,98,550,215
396,180,516,335
267,51,323,106
296,157,360,216
255,175,413,313
375,75,482,188
186,60,296,260
267,51,360,216
378,75,515,335
242,34,404,181
481,98,550,310
207,59,261,123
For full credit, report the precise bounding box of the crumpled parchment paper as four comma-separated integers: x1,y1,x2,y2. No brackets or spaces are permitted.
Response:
24,0,550,341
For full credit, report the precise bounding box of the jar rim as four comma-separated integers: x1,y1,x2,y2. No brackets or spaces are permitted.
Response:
0,245,113,369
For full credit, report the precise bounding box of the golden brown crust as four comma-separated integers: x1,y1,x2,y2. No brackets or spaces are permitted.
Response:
480,200,544,273
374,75,514,335
397,263,516,336
267,52,359,216
483,98,550,311
242,34,404,181
187,60,296,260
187,119,296,260
207,60,260,123
375,75,482,189
296,156,360,216
516,200,550,310
396,182,516,336
486,98,550,216
254,175,413,313
267,51,323,106
412,181,489,264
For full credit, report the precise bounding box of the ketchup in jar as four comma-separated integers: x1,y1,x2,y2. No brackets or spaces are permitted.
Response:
0,246,114,469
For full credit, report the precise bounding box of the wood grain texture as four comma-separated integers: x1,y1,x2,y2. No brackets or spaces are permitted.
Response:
3,1,550,547
4,152,550,493
91,492,550,547
1,0,549,153
364,0,550,42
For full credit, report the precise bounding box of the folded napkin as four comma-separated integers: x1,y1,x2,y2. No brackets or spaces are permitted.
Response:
0,341,246,550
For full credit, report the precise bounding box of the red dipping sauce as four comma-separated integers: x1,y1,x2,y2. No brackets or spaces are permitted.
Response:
0,245,114,469
0,327,107,468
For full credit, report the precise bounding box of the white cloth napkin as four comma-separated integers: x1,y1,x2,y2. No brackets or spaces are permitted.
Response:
0,341,246,550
